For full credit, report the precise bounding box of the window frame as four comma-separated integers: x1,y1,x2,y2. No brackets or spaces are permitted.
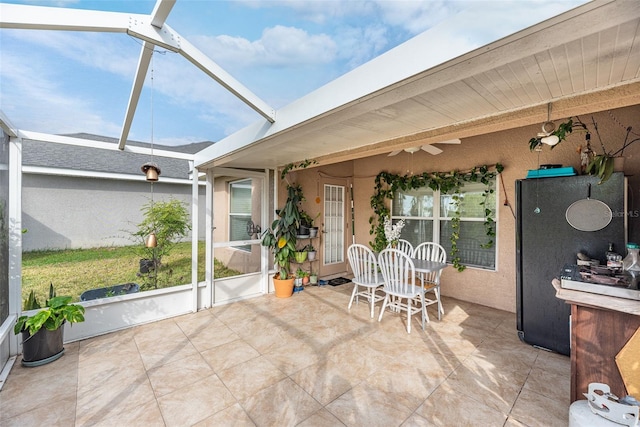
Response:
391,178,498,271
228,178,253,252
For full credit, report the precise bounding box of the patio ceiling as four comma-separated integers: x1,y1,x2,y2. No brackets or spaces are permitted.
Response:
194,0,640,170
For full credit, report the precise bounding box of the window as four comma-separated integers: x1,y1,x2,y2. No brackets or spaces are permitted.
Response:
229,179,252,251
391,179,497,270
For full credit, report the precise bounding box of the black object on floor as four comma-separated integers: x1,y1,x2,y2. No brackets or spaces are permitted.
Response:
327,277,351,286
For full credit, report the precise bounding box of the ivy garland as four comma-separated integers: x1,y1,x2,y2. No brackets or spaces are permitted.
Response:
369,163,504,271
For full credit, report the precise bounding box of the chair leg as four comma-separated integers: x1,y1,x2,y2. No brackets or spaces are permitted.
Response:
406,297,411,334
368,288,375,319
378,295,389,322
421,293,426,331
348,284,358,310
435,287,443,320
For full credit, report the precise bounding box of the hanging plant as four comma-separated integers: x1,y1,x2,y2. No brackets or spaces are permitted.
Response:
369,163,504,271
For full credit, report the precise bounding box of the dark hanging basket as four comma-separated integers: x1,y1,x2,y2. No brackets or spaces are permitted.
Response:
20,325,65,367
139,258,155,273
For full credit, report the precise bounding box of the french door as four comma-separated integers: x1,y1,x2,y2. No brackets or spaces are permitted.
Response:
319,179,349,277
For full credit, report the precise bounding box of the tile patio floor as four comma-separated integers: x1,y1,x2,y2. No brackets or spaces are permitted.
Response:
0,284,570,426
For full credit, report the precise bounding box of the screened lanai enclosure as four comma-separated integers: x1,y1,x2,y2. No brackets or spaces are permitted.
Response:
1,0,640,391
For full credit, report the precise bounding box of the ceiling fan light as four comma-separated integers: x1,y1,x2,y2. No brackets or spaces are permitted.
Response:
404,147,421,154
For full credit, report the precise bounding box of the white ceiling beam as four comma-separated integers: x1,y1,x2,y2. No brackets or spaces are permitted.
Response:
119,42,154,150
150,0,176,28
16,130,194,160
0,3,137,33
119,1,176,150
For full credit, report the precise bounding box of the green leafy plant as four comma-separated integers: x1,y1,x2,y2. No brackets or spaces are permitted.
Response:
369,164,503,271
261,184,304,279
14,284,85,336
528,119,577,151
128,198,191,289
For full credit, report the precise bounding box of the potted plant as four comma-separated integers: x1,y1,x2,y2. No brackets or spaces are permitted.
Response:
309,272,318,285
305,244,317,261
300,210,321,237
14,284,85,367
261,184,304,298
294,249,308,263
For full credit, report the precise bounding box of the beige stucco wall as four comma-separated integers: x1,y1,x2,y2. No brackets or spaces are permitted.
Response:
286,104,640,313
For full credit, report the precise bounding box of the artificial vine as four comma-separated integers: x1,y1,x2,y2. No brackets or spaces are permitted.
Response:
280,159,318,180
369,163,504,271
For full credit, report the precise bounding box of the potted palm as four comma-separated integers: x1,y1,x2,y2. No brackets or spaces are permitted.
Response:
261,184,304,297
14,284,85,367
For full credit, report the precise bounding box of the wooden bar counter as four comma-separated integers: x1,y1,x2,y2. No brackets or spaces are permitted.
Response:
552,279,640,402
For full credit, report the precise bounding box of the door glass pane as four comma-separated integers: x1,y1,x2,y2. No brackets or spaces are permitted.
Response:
323,184,344,264
229,179,252,251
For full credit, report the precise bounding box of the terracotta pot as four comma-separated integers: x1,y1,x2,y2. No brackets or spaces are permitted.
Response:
273,276,295,298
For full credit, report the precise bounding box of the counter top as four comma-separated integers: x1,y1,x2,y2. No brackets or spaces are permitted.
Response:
552,278,640,316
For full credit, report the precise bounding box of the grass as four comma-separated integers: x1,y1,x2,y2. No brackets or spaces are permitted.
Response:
21,242,242,303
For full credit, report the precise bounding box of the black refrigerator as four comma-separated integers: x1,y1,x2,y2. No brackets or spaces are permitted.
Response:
516,172,626,355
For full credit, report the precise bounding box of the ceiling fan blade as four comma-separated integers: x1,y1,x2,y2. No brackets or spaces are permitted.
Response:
388,150,402,156
421,145,443,155
436,138,461,145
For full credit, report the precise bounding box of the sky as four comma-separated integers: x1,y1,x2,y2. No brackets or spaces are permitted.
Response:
0,0,589,147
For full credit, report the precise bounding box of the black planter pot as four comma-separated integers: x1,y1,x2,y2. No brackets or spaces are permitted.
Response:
139,259,155,274
20,326,64,367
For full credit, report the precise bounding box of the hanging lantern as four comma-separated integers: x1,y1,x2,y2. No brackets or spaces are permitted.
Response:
146,232,157,248
141,162,161,182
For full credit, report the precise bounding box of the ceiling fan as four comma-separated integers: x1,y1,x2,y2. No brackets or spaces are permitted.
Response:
388,138,461,156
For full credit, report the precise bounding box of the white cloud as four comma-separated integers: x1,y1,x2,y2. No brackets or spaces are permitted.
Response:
10,30,139,78
192,25,337,69
0,48,121,135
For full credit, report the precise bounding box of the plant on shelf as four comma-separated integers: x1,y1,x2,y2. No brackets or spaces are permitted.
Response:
304,243,317,261
586,120,640,184
14,283,85,366
527,113,640,184
296,267,310,285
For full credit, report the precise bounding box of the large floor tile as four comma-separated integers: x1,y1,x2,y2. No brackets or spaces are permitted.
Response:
241,378,322,427
157,374,237,427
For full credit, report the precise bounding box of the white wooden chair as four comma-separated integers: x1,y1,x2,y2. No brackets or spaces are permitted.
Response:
387,239,414,257
413,242,446,320
347,244,385,318
377,248,426,333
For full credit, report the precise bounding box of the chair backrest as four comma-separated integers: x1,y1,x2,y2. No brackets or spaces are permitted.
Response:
347,244,379,284
378,248,416,295
387,239,414,257
413,242,446,284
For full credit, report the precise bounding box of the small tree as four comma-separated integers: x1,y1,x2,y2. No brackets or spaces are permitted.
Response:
131,198,191,289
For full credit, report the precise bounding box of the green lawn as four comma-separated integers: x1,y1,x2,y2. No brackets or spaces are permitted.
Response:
21,242,241,303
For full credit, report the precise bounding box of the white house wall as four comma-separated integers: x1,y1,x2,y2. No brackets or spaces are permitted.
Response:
21,174,206,251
